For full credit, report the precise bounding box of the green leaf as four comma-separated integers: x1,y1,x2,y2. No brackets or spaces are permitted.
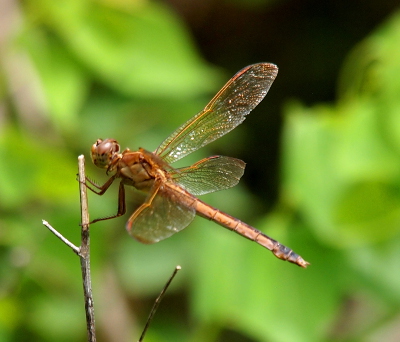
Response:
32,0,219,98
20,32,88,131
191,211,342,342
0,127,77,209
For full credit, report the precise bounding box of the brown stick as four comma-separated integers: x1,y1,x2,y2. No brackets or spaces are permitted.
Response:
78,155,97,341
138,266,182,342
42,155,96,341
43,155,182,341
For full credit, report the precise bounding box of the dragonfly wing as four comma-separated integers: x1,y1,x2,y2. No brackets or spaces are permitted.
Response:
172,156,245,196
127,183,196,244
155,63,278,164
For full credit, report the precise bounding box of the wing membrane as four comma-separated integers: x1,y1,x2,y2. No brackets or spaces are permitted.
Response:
127,184,196,244
155,63,278,164
172,156,245,196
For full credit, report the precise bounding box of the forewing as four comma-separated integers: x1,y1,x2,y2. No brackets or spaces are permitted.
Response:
127,184,196,244
155,63,278,164
172,156,245,196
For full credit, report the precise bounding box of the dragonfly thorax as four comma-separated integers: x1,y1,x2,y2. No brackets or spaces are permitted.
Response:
119,150,159,191
91,138,121,169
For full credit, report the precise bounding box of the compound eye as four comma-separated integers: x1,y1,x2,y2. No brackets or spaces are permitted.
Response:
90,139,120,169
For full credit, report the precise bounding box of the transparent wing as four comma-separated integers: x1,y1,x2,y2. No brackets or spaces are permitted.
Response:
127,183,196,244
155,63,278,164
171,156,245,196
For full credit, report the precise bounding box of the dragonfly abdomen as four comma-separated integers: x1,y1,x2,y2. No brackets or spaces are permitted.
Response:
194,198,309,268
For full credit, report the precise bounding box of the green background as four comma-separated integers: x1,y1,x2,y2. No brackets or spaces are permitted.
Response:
1,0,400,341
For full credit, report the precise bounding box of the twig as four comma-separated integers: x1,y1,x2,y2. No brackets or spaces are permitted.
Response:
78,155,96,341
42,220,79,253
43,155,180,342
138,265,182,342
42,155,96,341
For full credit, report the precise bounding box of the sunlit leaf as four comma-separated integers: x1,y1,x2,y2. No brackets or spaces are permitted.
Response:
30,0,220,98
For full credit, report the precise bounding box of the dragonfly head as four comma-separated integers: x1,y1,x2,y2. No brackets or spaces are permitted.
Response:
91,138,121,170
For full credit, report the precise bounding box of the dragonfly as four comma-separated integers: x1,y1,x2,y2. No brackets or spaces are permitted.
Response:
85,63,309,268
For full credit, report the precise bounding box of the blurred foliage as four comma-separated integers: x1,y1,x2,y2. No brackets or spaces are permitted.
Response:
1,0,400,341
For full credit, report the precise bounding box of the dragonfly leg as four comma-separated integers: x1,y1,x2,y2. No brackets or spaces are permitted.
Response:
90,181,127,224
84,175,117,195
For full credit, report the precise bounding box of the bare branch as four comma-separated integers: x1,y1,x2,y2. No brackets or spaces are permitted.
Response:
78,155,97,342
138,266,182,342
42,155,97,341
42,220,79,253
44,155,182,342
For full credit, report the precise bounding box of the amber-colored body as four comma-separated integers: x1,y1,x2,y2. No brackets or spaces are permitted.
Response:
86,63,309,268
